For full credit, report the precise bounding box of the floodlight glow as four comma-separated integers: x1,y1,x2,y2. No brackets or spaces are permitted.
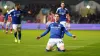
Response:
86,5,90,9
7,10,9,12
4,5,7,9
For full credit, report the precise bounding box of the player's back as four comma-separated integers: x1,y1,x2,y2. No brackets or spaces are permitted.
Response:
0,14,4,22
56,7,68,22
49,22,64,39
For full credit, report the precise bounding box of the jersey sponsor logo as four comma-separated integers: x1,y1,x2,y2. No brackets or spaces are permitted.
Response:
51,26,61,29
59,10,66,15
51,25,61,29
13,11,21,17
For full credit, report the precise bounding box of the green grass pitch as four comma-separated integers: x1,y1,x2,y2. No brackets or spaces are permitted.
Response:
0,30,100,56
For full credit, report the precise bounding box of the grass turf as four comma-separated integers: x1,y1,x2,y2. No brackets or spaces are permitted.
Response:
0,30,100,56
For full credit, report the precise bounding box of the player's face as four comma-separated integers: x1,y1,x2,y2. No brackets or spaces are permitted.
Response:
50,12,53,15
55,14,59,22
16,5,20,9
61,3,65,8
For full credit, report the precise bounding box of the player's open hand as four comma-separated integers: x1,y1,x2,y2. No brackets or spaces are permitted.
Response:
36,36,41,40
72,35,76,40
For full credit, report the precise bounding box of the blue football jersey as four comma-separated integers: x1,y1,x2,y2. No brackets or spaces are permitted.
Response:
7,9,23,24
56,7,69,22
40,22,72,38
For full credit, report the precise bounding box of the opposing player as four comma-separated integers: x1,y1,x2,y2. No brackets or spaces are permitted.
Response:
0,12,5,32
5,14,12,34
37,14,76,52
56,2,71,37
46,11,55,28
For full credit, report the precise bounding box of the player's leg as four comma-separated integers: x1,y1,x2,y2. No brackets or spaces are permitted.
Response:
10,23,12,33
13,24,18,42
66,22,71,31
1,22,5,32
17,24,21,43
57,39,65,52
6,22,9,33
46,39,55,52
0,22,2,29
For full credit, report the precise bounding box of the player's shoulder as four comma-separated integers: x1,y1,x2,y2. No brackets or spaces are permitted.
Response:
49,22,54,25
19,9,22,11
8,9,15,14
10,9,15,12
59,23,63,26
59,23,64,27
49,22,56,26
65,8,68,10
57,7,61,10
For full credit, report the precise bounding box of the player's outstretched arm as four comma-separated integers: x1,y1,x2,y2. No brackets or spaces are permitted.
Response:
21,10,31,14
36,27,50,40
64,27,76,40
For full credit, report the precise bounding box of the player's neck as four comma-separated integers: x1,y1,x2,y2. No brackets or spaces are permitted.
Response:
55,21,59,23
61,7,64,9
15,7,17,9
15,8,20,10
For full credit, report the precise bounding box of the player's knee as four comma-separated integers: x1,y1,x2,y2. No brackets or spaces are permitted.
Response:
46,46,51,50
18,31,21,34
60,50,65,52
18,29,20,31
6,27,8,28
57,47,65,52
6,25,8,27
14,29,17,32
46,45,53,51
18,28,21,31
57,44,65,52
46,49,52,52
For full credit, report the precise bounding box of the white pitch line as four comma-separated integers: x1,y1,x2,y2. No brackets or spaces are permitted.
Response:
0,44,96,47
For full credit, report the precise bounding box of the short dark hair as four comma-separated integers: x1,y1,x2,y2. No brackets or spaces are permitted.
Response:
61,1,64,4
55,13,59,16
15,3,20,7
49,10,54,15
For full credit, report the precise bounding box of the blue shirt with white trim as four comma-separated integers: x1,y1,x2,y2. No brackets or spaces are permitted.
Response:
56,7,69,22
6,9,23,24
40,22,72,38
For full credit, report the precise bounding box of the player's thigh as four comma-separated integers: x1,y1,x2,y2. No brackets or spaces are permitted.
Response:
0,22,2,25
17,24,21,31
66,23,70,28
56,39,65,50
6,22,10,27
46,39,56,49
13,24,18,32
9,22,12,28
1,22,4,26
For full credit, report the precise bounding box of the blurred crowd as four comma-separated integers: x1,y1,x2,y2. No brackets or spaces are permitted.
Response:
1,3,100,24
22,3,100,24
71,11,100,24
